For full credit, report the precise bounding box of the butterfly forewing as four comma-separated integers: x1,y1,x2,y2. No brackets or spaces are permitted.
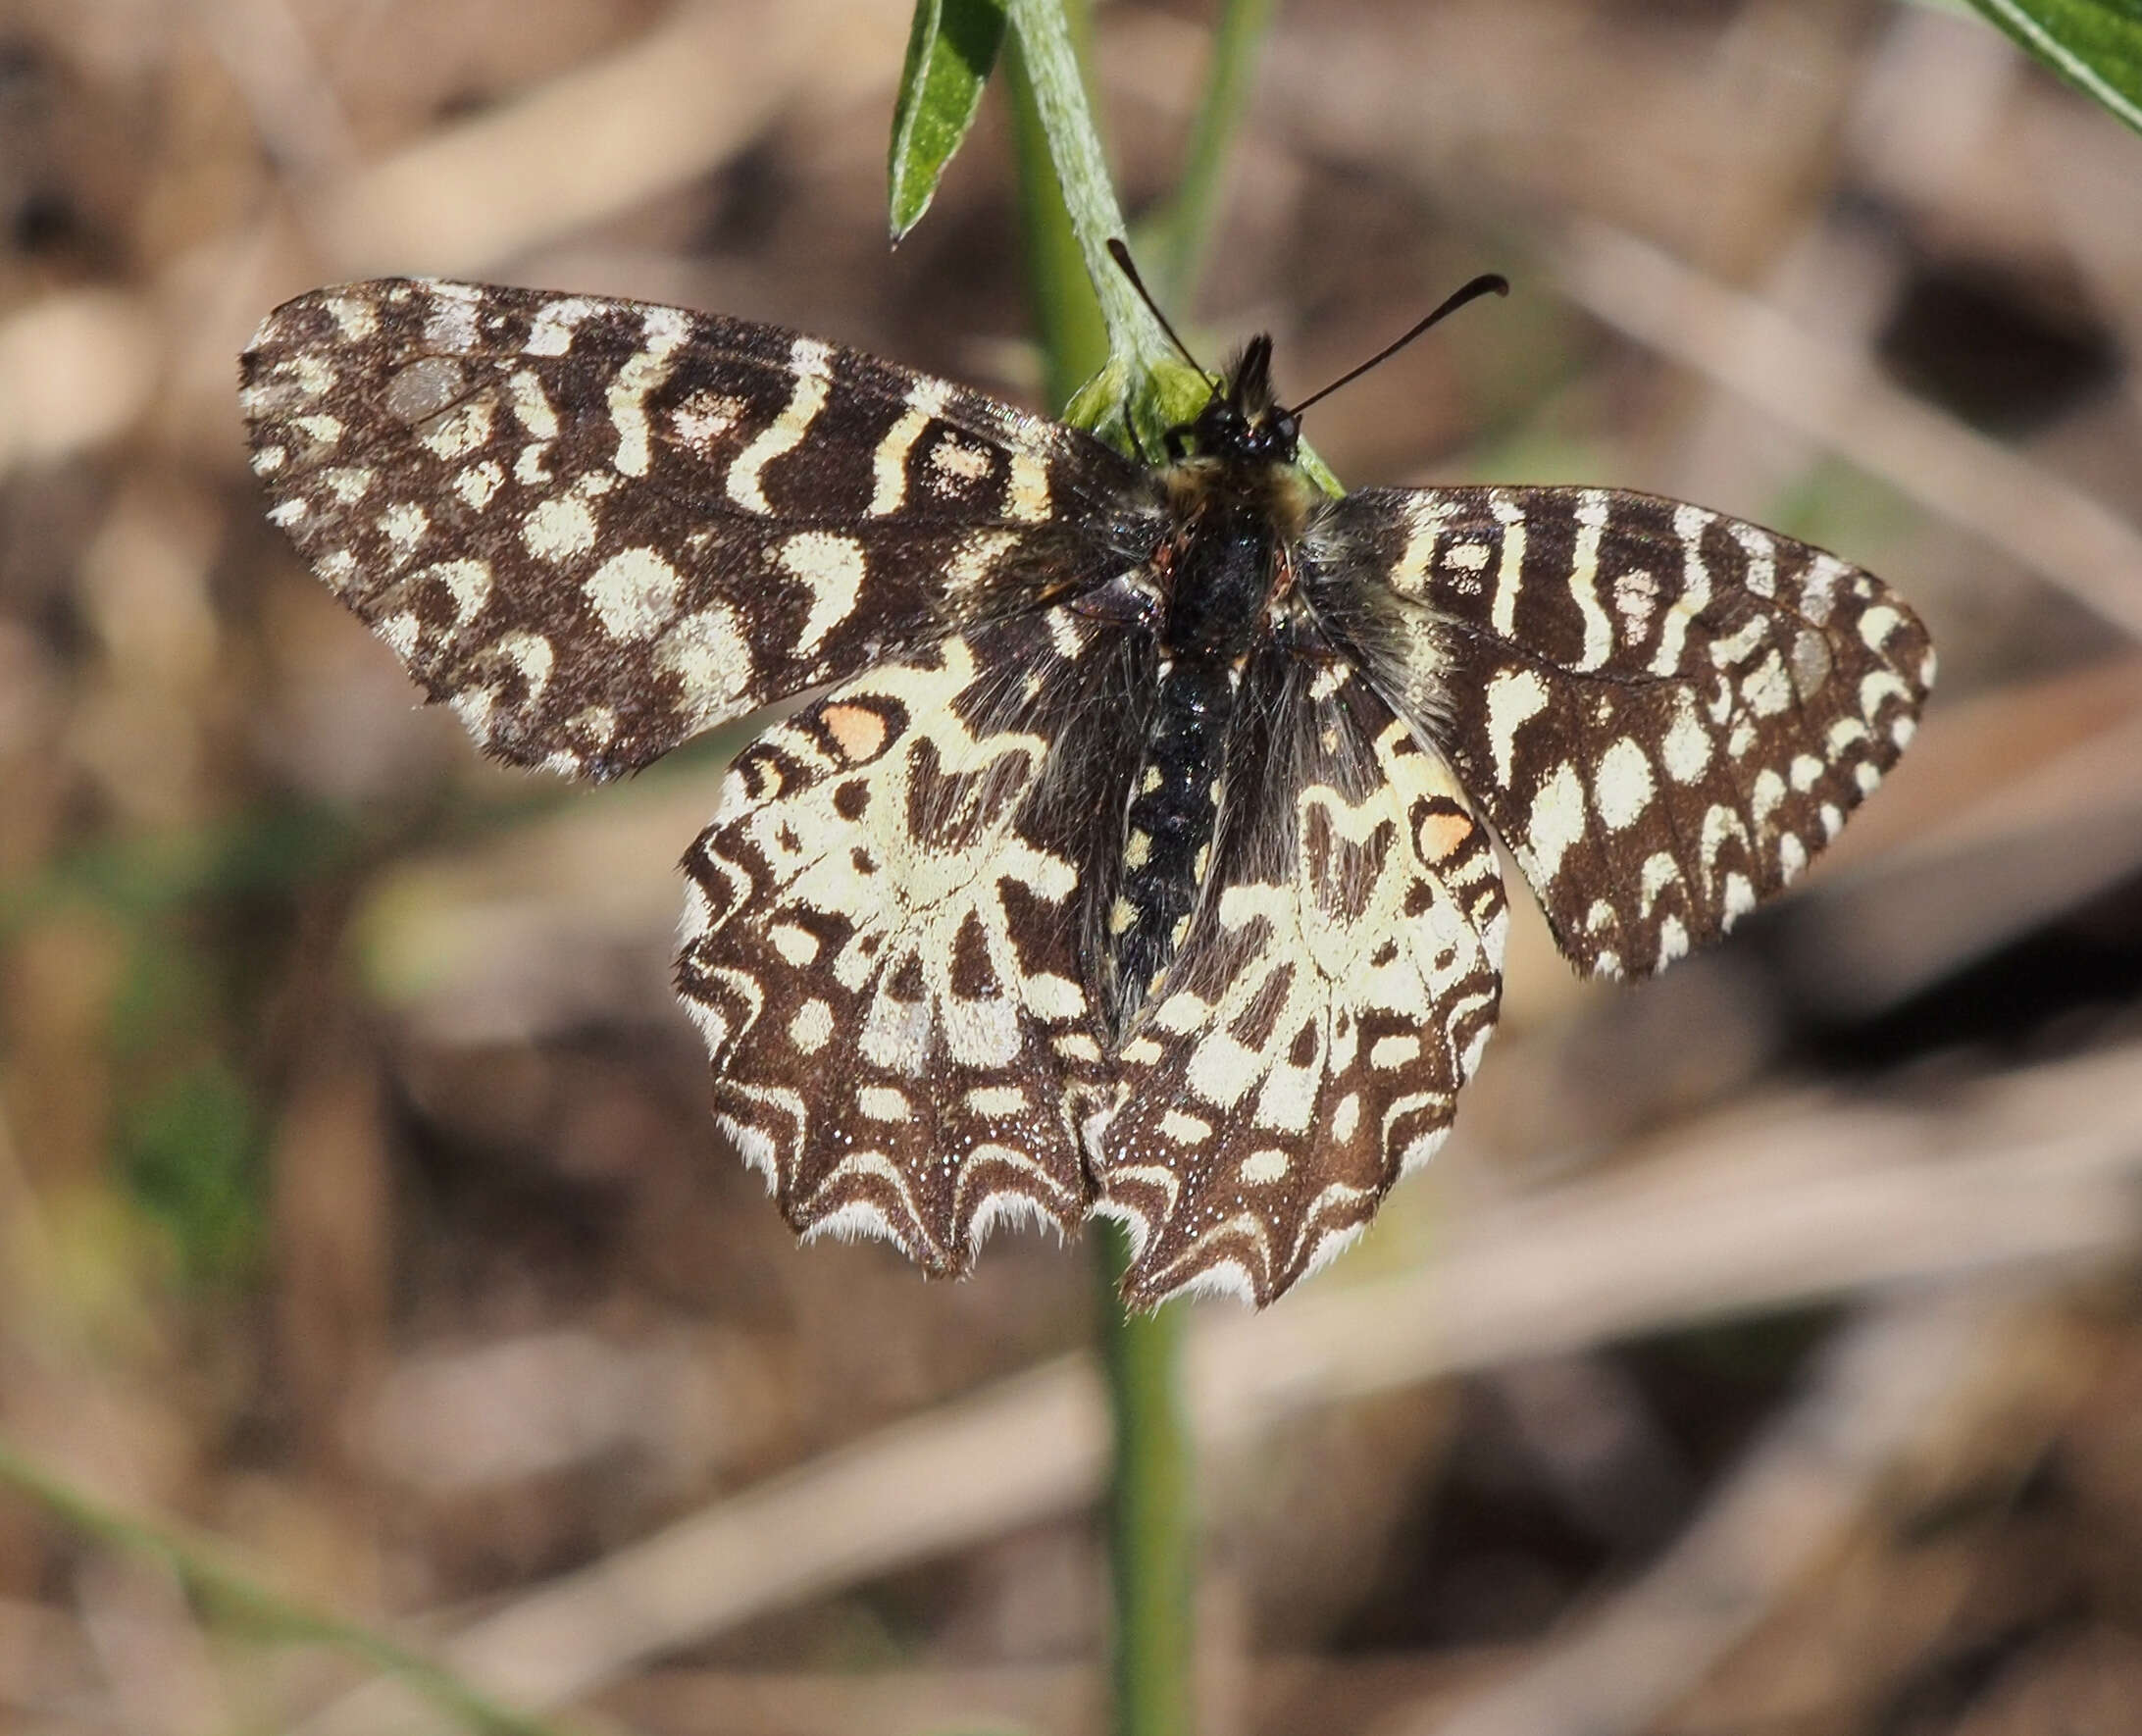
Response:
1091,652,1507,1307
240,279,1142,779
1311,485,1934,979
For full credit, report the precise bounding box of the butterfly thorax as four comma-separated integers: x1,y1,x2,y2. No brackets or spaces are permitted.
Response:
1106,340,1317,1036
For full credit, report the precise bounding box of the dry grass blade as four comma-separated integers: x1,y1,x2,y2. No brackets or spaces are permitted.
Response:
1377,1283,2055,1736
301,0,903,278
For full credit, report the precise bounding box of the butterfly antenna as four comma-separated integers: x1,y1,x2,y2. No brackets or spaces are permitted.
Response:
1106,238,1219,396
1285,273,1509,418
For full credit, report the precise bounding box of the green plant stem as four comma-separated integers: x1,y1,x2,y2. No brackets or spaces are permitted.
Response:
1001,6,1110,410
1003,0,1172,386
997,14,1200,1732
1151,0,1278,307
0,1435,575,1736
1096,1222,1196,1736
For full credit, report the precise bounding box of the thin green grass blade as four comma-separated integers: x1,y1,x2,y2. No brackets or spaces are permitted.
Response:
0,1435,582,1736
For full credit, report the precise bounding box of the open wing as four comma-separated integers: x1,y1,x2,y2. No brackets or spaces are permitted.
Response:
1310,485,1934,978
240,279,1143,778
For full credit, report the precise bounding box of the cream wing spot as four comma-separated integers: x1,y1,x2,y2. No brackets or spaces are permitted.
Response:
455,460,504,510
1723,873,1758,921
606,304,690,477
1657,914,1690,967
1743,649,1794,719
1160,1111,1213,1146
1641,853,1682,908
583,546,683,640
1566,488,1614,670
506,368,558,439
1593,737,1655,830
483,631,555,709
321,292,379,341
379,501,429,558
670,390,748,453
419,558,491,629
1524,760,1588,882
788,1000,833,1053
859,1087,911,1123
727,337,832,513
944,530,1020,594
1650,502,1715,675
523,294,606,355
379,612,420,660
1728,521,1777,596
779,532,868,657
1487,490,1528,636
320,466,374,504
1612,566,1659,642
1660,699,1712,784
1005,449,1051,522
1859,604,1903,651
657,603,754,724
1484,667,1549,789
522,494,597,563
420,281,483,352
870,378,948,515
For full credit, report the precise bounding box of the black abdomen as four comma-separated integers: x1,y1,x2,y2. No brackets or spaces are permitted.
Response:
1106,488,1290,1034
1109,657,1235,1032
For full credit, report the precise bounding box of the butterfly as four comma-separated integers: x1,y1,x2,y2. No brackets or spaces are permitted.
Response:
239,274,1931,1306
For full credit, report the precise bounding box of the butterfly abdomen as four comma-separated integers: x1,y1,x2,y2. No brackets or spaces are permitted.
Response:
1110,656,1233,1031
1105,459,1312,1033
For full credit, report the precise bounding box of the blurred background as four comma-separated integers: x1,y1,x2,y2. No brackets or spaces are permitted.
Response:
5,0,2142,1731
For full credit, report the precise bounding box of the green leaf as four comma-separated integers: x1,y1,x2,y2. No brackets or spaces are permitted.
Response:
1960,0,2142,135
889,0,1008,239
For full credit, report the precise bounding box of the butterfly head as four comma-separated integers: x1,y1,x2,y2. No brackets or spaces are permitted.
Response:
1166,335,1300,466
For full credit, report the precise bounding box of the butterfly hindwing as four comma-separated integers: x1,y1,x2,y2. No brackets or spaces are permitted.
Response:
240,280,1142,778
1092,652,1508,1306
1311,485,1934,978
676,605,1153,1270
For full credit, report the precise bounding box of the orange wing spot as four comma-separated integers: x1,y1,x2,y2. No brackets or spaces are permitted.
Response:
821,702,890,763
1415,807,1476,864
